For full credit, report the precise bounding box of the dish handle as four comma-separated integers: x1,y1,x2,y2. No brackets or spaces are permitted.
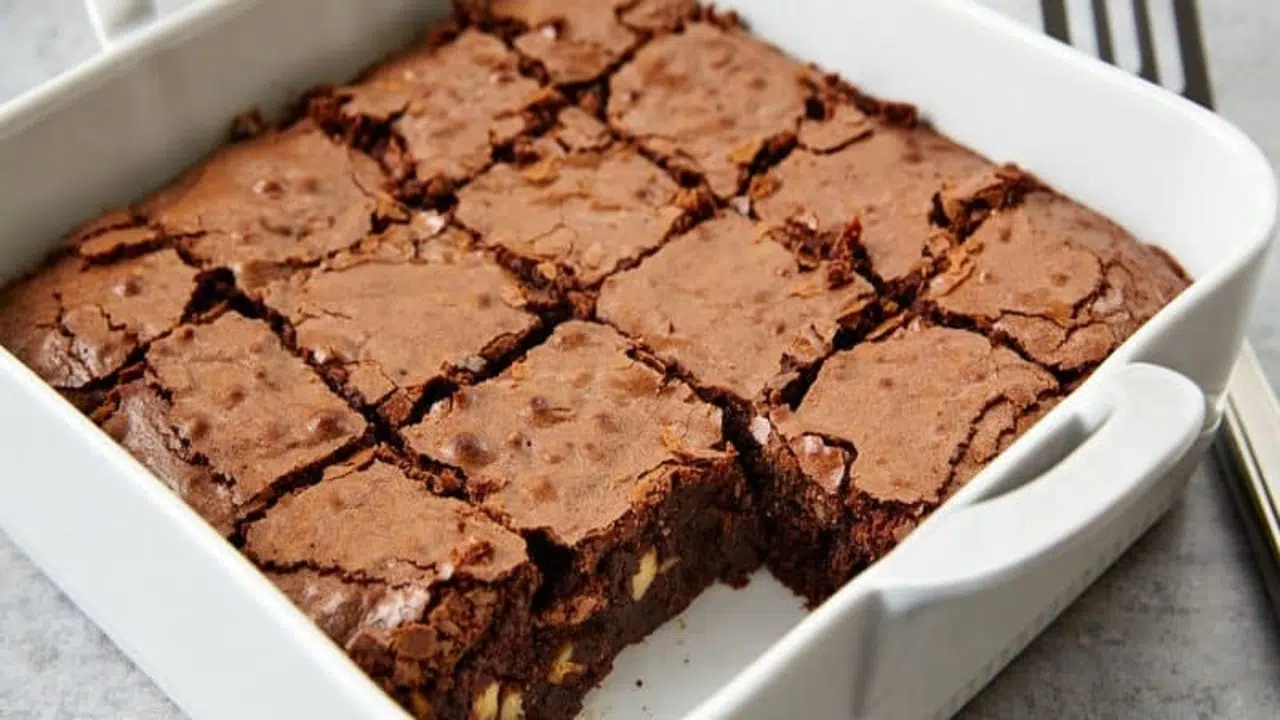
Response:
852,362,1204,717
84,0,158,49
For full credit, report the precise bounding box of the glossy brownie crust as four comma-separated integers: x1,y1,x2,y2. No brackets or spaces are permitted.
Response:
0,2,1192,718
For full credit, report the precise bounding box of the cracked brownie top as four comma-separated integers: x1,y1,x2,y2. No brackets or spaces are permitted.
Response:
141,314,366,517
923,190,1190,373
330,29,550,187
402,321,728,547
0,246,198,390
753,120,995,292
260,216,540,424
142,124,389,280
458,0,700,84
598,213,879,403
456,142,686,288
767,324,1057,507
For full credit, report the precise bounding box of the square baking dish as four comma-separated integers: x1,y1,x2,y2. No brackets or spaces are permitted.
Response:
0,1,1274,718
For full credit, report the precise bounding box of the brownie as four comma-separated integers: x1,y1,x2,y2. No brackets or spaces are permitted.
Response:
243,450,539,720
609,22,849,198
140,122,391,290
96,381,236,536
317,28,553,190
598,213,879,404
458,0,699,84
102,313,366,529
0,246,198,396
455,139,687,293
260,216,540,424
751,325,1058,603
401,322,758,720
752,118,997,295
923,189,1191,373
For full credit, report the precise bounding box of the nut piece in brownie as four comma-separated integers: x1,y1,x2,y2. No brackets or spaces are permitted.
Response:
0,245,198,401
753,325,1057,604
101,314,366,529
598,213,879,404
260,216,540,425
141,122,390,290
402,322,757,720
608,22,831,198
244,450,539,720
458,0,699,84
317,29,552,191
923,190,1190,374
753,118,996,296
455,140,687,293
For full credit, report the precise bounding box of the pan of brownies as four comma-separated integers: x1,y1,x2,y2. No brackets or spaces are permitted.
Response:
0,1,1274,718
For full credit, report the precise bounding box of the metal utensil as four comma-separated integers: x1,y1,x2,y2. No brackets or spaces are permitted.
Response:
1040,0,1280,616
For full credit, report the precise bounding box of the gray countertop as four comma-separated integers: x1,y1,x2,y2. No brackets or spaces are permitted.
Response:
2,1,1278,718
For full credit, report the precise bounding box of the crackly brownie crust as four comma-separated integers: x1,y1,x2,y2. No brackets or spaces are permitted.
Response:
136,314,366,524
607,22,820,198
313,28,555,193
0,2,1195,717
0,246,199,396
598,213,880,404
455,138,689,294
751,325,1058,603
753,117,996,295
458,0,700,85
243,451,540,720
260,216,541,424
402,322,759,719
923,189,1191,374
141,122,392,289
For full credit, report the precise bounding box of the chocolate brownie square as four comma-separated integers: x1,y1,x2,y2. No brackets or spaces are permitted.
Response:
260,216,540,425
458,0,699,84
401,321,757,719
0,245,198,399
141,122,391,291
922,189,1191,374
609,22,853,199
598,213,879,404
317,28,554,192
455,140,687,294
101,313,366,530
753,117,996,296
243,450,539,720
96,381,237,536
752,324,1057,604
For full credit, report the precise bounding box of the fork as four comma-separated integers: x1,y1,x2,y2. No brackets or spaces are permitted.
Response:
1039,0,1280,618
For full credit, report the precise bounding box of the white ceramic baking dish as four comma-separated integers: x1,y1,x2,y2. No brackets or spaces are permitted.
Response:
0,1,1274,718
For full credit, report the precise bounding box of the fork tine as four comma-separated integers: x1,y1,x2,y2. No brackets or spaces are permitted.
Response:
1091,0,1116,64
1040,0,1071,42
1132,0,1160,82
1172,0,1215,108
